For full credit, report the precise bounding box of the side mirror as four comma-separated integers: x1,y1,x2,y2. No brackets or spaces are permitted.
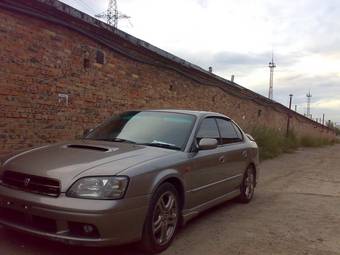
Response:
83,128,93,137
198,138,218,150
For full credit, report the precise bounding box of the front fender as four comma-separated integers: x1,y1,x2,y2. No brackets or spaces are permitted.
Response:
149,168,185,195
123,167,186,199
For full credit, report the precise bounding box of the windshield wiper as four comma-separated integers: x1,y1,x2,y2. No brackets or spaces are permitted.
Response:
111,138,136,144
89,138,136,144
138,142,181,151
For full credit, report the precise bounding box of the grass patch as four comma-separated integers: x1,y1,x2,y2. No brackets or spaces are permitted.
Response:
251,126,335,161
300,136,335,147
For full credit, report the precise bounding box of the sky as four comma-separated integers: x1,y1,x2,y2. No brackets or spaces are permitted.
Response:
60,0,340,124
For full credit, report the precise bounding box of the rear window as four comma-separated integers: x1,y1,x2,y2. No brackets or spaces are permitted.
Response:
216,118,243,144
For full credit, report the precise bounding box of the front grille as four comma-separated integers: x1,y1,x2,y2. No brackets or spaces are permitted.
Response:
1,171,60,197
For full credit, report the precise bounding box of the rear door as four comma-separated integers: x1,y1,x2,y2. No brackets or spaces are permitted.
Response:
215,118,248,193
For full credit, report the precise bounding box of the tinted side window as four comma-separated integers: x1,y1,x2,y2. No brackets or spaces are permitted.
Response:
216,118,241,144
196,118,220,143
232,122,243,140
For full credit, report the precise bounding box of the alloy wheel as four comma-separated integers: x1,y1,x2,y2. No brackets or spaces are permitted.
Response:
152,191,178,246
244,169,255,199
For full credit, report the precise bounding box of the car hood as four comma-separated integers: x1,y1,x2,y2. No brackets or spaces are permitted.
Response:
0,140,175,192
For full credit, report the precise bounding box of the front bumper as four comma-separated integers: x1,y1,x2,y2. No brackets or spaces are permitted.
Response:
0,185,150,246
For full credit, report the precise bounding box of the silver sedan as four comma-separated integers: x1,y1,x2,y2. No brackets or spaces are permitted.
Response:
0,109,259,254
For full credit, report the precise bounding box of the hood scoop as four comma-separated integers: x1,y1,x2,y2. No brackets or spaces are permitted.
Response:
66,144,110,152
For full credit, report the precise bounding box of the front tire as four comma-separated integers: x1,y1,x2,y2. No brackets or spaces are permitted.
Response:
238,166,256,203
139,183,180,254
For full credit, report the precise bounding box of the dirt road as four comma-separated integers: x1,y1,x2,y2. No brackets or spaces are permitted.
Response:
1,145,340,255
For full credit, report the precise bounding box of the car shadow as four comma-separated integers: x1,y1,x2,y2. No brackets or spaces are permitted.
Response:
0,198,249,255
177,197,241,232
1,229,142,255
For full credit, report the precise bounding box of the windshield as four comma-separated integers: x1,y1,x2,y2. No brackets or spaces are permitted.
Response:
85,111,196,151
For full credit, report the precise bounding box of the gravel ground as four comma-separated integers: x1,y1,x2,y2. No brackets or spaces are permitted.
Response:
1,144,340,255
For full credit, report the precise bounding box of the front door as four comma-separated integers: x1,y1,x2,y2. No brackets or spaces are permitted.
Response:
185,117,226,208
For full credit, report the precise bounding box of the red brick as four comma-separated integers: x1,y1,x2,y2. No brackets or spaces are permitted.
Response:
0,7,335,154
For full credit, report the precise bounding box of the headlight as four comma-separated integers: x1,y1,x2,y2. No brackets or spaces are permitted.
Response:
66,176,129,200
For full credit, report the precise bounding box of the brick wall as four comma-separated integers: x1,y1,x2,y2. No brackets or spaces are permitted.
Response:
0,1,335,154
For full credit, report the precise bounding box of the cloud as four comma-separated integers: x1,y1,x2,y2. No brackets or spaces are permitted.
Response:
59,0,340,122
175,51,268,70
313,99,340,109
196,0,209,8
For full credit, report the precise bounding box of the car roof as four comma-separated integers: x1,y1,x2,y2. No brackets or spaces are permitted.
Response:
143,109,230,119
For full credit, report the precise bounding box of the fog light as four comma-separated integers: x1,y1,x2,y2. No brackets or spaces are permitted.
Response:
83,224,94,233
69,222,100,238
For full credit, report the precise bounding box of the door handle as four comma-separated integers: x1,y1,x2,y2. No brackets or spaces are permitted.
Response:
241,150,248,159
219,155,225,163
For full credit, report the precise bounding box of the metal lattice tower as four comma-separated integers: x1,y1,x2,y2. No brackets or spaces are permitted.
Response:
95,0,130,28
268,52,276,100
306,91,312,118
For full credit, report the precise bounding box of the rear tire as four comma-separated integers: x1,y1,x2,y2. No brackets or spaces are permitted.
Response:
238,166,256,203
139,183,180,254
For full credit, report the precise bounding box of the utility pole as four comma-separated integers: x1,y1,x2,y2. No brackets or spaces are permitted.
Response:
322,114,325,125
268,52,276,100
95,0,130,28
288,94,293,109
286,94,293,136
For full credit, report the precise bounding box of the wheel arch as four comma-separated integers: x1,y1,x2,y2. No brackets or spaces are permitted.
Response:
150,170,186,211
161,177,185,210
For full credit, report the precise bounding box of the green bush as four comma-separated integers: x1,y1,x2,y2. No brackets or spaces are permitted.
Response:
251,127,288,160
300,136,335,147
250,127,335,161
300,136,317,147
283,131,300,152
335,128,340,136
